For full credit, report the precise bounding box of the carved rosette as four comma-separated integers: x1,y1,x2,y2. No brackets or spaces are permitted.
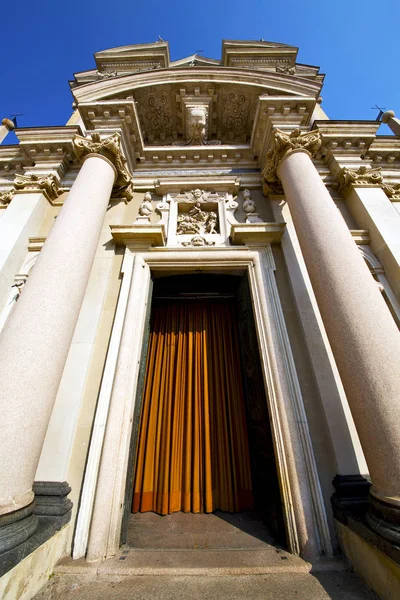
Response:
73,132,133,201
13,173,62,203
338,166,383,194
0,189,14,206
263,128,322,189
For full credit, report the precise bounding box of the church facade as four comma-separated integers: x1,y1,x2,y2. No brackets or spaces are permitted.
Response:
0,40,400,599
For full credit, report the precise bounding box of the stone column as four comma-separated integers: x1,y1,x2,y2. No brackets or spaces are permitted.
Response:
0,132,131,555
264,128,400,544
381,110,400,136
0,118,15,144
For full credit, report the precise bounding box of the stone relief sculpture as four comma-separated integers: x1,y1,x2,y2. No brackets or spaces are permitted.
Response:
177,202,219,235
173,105,221,146
182,235,215,247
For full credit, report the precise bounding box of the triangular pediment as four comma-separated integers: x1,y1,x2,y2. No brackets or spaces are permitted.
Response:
170,55,221,68
94,41,170,73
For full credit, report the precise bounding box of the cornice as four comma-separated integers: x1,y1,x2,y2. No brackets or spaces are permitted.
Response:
313,121,380,158
251,95,317,165
72,68,322,104
153,176,241,195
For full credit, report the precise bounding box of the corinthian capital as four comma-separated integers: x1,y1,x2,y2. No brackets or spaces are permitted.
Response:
13,173,62,203
263,128,322,186
338,166,383,193
73,132,133,200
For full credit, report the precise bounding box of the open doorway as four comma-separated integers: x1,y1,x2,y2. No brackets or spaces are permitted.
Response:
125,274,286,549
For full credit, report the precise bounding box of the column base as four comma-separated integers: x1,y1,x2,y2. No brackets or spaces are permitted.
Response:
367,492,400,546
33,481,73,528
0,501,38,555
0,482,73,577
331,474,371,524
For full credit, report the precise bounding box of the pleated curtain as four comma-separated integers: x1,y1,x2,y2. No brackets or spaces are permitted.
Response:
132,300,253,514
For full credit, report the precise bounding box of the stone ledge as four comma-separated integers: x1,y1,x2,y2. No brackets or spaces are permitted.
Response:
230,222,286,245
110,224,166,247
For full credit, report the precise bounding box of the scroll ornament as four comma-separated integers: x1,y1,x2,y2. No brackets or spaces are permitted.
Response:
263,128,322,189
73,132,134,201
382,182,400,201
13,173,62,202
0,189,14,206
338,166,383,192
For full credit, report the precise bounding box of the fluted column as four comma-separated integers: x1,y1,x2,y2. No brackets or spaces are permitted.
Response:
264,128,400,544
0,132,131,554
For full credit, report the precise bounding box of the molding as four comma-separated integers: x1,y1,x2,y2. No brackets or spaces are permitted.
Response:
72,68,323,104
230,222,286,245
28,237,46,252
350,230,371,245
154,177,241,195
82,248,332,562
259,246,333,557
110,224,166,247
73,252,136,559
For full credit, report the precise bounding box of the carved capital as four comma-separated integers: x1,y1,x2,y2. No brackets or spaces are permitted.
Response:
338,166,383,194
13,173,62,204
73,132,133,199
263,128,322,186
0,189,14,206
382,182,400,201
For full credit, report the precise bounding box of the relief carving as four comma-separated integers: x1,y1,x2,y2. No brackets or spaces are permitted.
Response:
173,105,221,146
136,86,174,143
0,189,14,206
275,64,296,75
73,131,133,200
382,182,400,201
182,235,215,247
223,91,250,135
263,128,322,187
177,202,219,235
13,173,62,202
338,166,383,192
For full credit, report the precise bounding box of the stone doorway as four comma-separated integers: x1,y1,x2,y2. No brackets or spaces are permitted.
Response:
124,274,286,550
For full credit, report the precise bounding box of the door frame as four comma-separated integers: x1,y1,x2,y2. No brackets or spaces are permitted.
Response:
77,245,332,561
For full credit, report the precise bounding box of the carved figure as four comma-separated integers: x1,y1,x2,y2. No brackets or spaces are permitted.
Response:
188,202,207,223
206,212,218,234
242,189,257,214
139,192,153,216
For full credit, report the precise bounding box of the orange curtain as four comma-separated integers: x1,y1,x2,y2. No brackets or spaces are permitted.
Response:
132,300,253,515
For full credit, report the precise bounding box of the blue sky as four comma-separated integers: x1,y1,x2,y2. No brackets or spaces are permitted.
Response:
1,0,399,142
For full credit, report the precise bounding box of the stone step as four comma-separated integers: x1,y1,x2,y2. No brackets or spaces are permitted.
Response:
57,548,347,577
